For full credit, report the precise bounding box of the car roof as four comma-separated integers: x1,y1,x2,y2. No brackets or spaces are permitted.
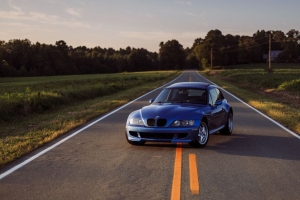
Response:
166,82,214,89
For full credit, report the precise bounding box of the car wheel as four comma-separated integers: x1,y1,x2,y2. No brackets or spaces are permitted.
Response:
125,132,146,145
189,121,209,148
220,112,233,135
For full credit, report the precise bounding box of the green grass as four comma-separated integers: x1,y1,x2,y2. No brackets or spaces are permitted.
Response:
200,63,300,135
219,69,300,93
0,71,174,122
0,71,180,167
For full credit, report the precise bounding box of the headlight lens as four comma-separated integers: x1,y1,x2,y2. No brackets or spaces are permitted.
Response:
171,120,194,126
129,118,145,126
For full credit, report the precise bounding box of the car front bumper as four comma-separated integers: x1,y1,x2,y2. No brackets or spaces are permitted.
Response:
125,125,199,143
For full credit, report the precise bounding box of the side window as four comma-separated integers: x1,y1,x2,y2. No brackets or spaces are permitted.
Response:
170,89,179,100
155,89,171,102
209,89,217,105
215,88,224,101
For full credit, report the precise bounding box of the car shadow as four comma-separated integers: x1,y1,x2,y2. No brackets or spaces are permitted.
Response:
133,133,300,161
204,133,300,161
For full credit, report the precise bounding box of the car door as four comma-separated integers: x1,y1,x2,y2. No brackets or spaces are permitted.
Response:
208,88,226,130
214,88,226,127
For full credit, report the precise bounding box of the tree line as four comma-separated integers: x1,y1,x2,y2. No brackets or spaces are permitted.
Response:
1,29,299,77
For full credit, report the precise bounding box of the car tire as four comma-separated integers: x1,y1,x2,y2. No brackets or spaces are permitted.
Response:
125,132,146,145
220,112,233,135
189,121,209,148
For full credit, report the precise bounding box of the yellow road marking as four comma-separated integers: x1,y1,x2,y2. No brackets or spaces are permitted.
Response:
189,154,200,194
171,143,182,200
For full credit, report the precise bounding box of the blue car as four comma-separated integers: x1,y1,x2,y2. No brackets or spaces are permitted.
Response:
125,82,233,147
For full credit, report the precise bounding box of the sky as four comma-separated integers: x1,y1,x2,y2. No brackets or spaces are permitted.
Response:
0,0,299,52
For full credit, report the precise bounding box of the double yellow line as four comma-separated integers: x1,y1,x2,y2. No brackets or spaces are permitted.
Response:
171,143,200,200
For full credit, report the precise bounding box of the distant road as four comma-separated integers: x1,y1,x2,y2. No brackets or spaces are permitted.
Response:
1,70,299,200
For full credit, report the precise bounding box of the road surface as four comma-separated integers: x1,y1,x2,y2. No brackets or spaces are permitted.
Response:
1,70,299,200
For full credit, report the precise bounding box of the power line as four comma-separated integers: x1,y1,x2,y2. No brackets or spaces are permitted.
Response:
221,41,269,53
221,40,282,53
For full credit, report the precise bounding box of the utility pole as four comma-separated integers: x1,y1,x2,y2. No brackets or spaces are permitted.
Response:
269,34,271,71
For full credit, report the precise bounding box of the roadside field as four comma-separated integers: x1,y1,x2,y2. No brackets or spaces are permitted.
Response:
199,63,300,135
0,71,180,167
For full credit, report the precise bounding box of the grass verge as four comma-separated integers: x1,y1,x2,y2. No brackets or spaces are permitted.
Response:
0,71,180,167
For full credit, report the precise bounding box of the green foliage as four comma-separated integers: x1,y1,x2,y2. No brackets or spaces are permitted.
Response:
0,40,160,77
158,40,186,70
128,49,151,72
0,72,177,123
278,79,300,91
191,29,300,67
0,71,179,167
207,63,300,95
201,58,208,69
0,29,299,77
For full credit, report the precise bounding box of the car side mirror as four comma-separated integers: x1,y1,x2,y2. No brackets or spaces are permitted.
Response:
215,100,222,106
149,99,154,104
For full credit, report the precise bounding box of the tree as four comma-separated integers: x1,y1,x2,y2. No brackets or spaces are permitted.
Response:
238,36,259,63
185,47,199,69
191,30,225,67
19,65,28,76
191,38,204,49
159,40,186,70
128,48,151,72
221,34,239,65
5,39,32,71
271,30,285,52
55,40,69,58
278,29,300,62
1,28,299,77
201,58,208,69
286,29,300,42
0,60,18,77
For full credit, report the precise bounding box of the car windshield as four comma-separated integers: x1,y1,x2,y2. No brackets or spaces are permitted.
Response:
154,88,207,104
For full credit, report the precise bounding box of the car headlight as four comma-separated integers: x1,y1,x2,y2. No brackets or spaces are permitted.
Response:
129,118,145,126
171,120,195,126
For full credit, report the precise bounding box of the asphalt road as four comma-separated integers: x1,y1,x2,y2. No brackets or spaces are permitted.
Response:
1,70,299,200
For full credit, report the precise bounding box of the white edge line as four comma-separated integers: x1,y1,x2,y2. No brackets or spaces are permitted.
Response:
0,73,183,180
196,71,300,140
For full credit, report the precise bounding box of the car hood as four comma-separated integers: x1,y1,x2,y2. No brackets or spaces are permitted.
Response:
141,103,203,120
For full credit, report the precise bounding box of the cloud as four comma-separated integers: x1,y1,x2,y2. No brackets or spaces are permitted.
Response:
0,22,35,28
176,1,192,6
0,21,57,34
0,10,90,28
66,7,81,17
184,11,196,17
29,12,59,22
186,1,192,6
0,10,24,20
0,10,59,23
8,0,22,12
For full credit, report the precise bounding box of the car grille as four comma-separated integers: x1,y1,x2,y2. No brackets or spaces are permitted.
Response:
129,131,188,140
147,119,155,126
177,133,188,138
157,119,167,126
147,118,167,127
129,131,139,137
140,132,174,139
